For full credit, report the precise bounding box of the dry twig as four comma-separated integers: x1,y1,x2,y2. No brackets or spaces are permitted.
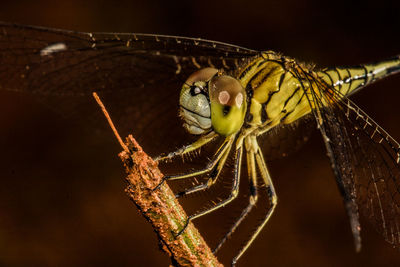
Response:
93,92,222,267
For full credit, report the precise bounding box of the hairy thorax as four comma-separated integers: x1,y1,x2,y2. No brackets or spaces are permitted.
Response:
237,52,314,137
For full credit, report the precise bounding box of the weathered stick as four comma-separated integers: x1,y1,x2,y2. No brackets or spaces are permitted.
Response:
93,93,222,267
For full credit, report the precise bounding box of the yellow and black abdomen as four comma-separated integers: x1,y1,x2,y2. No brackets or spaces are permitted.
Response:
318,56,400,97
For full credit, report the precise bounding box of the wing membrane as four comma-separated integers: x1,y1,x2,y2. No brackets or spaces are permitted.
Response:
259,114,315,161
0,23,259,153
302,68,400,248
0,22,258,95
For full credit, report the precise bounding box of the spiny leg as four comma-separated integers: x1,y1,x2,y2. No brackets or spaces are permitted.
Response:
232,142,277,267
175,145,243,237
214,136,258,253
175,137,232,198
155,131,217,162
153,133,231,191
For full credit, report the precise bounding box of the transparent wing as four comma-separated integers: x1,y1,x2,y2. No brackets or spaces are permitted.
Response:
0,22,259,154
300,67,400,249
0,22,258,95
259,114,315,161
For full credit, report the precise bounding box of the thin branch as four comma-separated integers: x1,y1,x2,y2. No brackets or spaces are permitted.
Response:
93,93,223,267
93,92,129,153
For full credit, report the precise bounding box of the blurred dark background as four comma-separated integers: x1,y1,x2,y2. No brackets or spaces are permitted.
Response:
0,0,400,266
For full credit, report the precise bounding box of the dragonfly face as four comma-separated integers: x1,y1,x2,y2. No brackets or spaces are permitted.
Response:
180,67,247,136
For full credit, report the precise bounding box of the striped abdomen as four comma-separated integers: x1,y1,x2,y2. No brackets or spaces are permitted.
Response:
318,56,400,97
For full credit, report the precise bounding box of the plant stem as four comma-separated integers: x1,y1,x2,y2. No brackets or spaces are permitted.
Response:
93,92,222,266
120,136,222,267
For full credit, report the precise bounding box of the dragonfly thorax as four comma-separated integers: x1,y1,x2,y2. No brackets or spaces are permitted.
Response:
179,68,247,136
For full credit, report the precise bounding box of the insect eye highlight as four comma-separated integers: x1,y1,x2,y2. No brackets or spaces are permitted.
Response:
190,85,203,96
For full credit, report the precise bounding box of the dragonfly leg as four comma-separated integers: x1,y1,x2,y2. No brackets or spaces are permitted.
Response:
153,135,234,191
175,145,243,237
175,139,231,198
232,142,277,266
154,131,217,162
213,137,258,253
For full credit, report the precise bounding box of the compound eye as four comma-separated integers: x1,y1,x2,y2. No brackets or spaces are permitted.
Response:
208,75,247,136
209,75,245,109
185,67,218,86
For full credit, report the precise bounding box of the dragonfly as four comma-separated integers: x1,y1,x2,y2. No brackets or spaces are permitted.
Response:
0,22,399,266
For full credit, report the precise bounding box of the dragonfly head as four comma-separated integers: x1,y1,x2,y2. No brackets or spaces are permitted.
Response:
180,68,247,136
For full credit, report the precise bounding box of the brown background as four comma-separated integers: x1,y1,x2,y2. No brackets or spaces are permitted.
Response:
0,0,400,266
